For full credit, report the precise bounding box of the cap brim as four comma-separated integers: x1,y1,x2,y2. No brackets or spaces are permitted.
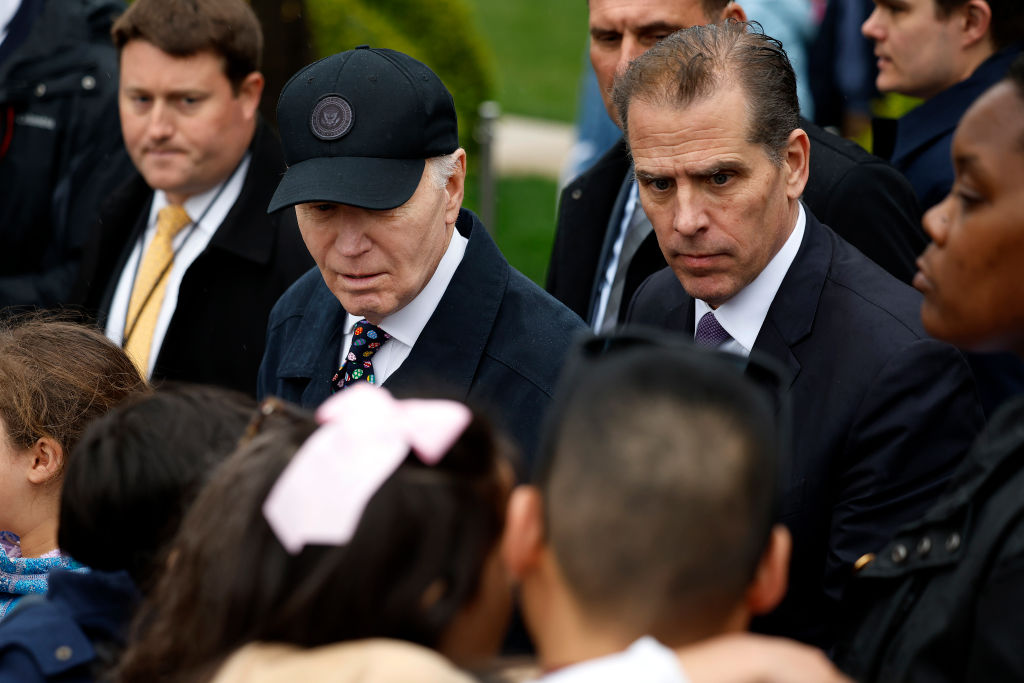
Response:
267,156,426,212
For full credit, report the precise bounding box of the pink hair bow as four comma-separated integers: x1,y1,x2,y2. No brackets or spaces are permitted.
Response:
263,384,472,554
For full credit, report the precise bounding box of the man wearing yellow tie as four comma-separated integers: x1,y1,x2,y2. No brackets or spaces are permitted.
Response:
74,0,311,396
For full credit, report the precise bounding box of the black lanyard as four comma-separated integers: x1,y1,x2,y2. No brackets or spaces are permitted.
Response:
122,158,245,346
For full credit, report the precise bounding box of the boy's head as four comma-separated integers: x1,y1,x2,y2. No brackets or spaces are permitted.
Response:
862,0,1024,99
58,384,255,588
504,342,791,664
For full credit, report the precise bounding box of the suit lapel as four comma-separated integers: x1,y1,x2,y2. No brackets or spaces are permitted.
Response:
752,210,833,394
385,209,506,402
271,277,345,407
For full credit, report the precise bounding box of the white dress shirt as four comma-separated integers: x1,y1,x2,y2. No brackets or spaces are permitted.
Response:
0,1,19,48
534,637,691,683
592,181,640,332
693,203,807,357
337,226,469,386
105,153,251,377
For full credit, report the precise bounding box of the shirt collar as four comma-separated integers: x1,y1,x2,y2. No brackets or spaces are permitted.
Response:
149,152,252,238
694,202,806,353
344,225,469,347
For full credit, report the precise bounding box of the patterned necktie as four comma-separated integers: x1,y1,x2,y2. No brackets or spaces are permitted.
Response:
332,320,392,392
124,204,192,375
695,311,732,347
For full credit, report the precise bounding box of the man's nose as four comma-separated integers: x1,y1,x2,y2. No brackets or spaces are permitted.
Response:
672,186,708,237
333,211,373,258
615,34,648,78
862,7,883,41
146,100,175,141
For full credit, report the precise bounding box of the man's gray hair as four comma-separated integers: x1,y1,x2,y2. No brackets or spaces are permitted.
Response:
427,152,460,189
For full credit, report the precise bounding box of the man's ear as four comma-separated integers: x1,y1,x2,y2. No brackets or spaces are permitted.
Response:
236,71,265,119
501,485,546,582
444,148,467,226
959,0,993,51
784,128,810,200
26,437,64,486
746,525,791,616
722,2,747,22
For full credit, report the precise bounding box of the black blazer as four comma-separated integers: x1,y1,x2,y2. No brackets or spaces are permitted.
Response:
74,121,313,396
627,213,984,647
547,120,926,326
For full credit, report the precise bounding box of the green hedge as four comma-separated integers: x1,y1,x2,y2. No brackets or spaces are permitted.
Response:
306,0,495,150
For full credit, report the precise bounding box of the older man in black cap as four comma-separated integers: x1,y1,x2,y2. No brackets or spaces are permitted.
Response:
258,46,585,468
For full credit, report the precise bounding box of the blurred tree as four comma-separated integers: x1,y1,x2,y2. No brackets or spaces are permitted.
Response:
305,0,494,151
250,0,315,128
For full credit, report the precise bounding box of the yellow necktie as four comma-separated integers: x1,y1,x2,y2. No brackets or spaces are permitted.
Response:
124,204,192,375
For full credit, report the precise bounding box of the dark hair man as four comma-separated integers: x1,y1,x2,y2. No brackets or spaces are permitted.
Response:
864,0,1024,211
73,0,312,396
505,343,825,679
258,47,584,469
620,22,983,647
546,0,926,337
864,0,1024,414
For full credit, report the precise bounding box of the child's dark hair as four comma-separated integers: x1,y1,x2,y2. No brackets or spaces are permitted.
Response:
116,400,509,682
58,384,256,590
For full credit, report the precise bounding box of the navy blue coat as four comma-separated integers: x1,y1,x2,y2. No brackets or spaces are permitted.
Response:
0,569,138,682
258,208,586,471
627,211,984,648
874,44,1023,213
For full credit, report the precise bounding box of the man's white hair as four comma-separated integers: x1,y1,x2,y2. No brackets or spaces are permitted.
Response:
426,152,460,189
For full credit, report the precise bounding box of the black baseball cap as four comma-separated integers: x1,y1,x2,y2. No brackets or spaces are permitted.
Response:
268,46,459,213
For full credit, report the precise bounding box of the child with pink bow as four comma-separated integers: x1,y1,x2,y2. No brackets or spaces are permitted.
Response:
116,385,513,682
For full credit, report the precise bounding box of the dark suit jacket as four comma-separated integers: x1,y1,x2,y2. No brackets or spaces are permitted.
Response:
547,120,925,327
74,121,313,396
627,212,984,647
873,44,1023,213
258,208,586,471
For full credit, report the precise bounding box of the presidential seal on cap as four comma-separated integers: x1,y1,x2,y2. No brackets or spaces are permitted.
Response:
268,46,459,213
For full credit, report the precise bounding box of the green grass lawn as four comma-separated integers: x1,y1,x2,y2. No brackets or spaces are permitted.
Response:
465,0,589,122
458,0,582,285
464,173,560,287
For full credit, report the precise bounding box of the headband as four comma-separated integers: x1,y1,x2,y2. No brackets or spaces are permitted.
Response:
263,385,473,554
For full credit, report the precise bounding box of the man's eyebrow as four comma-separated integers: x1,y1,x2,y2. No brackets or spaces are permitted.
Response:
635,21,683,34
688,160,748,176
634,169,665,182
590,20,681,36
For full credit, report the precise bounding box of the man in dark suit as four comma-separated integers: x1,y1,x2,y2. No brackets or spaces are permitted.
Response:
618,22,983,648
257,46,584,469
863,0,1024,213
74,0,311,396
548,0,925,332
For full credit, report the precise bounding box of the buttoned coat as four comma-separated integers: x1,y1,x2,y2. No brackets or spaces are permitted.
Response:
627,211,984,647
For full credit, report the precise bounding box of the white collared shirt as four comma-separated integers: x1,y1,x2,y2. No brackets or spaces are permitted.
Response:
693,203,806,357
337,226,469,385
592,180,640,332
105,153,252,377
0,1,19,48
534,637,691,683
